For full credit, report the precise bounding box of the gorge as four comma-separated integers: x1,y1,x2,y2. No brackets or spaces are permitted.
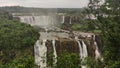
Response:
13,13,103,68
0,1,119,67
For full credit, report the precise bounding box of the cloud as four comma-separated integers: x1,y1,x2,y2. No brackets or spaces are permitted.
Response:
0,2,18,6
0,0,89,8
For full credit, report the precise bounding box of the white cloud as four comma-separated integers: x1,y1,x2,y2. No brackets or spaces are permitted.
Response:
0,0,89,8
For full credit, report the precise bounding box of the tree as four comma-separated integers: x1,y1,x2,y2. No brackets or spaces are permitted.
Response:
0,19,39,66
47,51,81,68
87,0,120,67
0,10,13,20
56,52,81,68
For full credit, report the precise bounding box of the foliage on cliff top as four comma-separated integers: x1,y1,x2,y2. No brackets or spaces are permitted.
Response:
0,10,13,20
0,19,39,66
0,19,39,49
87,0,120,67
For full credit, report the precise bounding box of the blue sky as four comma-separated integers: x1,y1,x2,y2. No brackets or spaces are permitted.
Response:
0,0,89,8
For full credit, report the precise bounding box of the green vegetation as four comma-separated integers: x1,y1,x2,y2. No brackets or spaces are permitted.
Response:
0,0,120,67
86,0,120,67
83,57,104,68
61,0,120,67
47,51,81,68
0,19,39,67
71,24,82,30
0,55,39,68
0,10,13,20
0,19,39,49
56,52,81,68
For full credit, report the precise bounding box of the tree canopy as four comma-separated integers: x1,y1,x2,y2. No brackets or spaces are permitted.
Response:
87,0,120,67
0,19,39,67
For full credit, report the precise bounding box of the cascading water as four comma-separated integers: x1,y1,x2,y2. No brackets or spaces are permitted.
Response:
18,15,58,28
75,36,83,59
81,41,88,68
52,40,57,65
69,17,72,24
14,13,102,67
77,40,83,59
93,35,101,59
82,41,88,58
19,16,35,25
34,40,40,65
75,36,88,60
34,39,47,68
75,36,88,68
62,15,65,24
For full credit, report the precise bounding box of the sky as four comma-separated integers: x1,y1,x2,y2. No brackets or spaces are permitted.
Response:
0,0,89,8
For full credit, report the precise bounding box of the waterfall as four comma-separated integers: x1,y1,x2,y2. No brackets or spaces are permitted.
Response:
18,15,58,28
82,66,87,68
93,35,101,59
75,36,88,59
52,40,57,65
77,40,83,59
34,40,40,65
81,41,88,68
19,16,34,25
62,15,65,23
34,39,47,68
76,36,88,68
82,41,88,58
33,16,51,27
69,17,72,24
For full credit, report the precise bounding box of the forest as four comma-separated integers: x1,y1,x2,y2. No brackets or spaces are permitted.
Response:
0,6,83,14
0,10,39,67
85,0,120,67
0,0,120,68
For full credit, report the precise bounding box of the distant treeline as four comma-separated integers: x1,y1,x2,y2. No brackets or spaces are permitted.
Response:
0,6,84,14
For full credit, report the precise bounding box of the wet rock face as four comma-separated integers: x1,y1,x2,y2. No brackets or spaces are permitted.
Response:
45,34,102,58
46,39,79,55
55,39,79,55
84,39,95,58
77,35,96,58
64,16,80,24
46,40,54,65
95,35,103,54
34,31,103,67
46,40,53,52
